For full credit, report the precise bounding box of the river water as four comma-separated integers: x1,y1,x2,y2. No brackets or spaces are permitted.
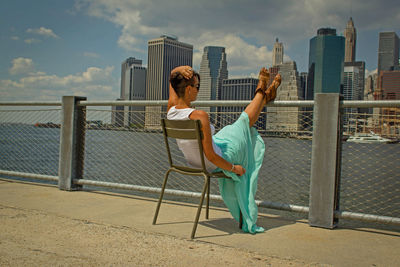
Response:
1,124,399,228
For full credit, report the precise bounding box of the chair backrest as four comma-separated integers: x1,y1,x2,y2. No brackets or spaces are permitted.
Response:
161,119,208,173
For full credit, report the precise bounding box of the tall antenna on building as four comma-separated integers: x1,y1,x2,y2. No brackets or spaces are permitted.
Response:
350,0,353,18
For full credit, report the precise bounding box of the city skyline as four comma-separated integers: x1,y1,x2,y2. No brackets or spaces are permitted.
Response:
1,0,399,102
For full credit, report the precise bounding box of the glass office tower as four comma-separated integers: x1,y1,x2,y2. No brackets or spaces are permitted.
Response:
378,32,399,74
198,46,228,124
307,28,345,98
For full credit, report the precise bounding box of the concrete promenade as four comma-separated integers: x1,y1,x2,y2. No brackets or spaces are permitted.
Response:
0,178,399,266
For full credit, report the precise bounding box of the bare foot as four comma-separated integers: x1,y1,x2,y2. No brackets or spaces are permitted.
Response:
256,67,270,95
265,74,281,102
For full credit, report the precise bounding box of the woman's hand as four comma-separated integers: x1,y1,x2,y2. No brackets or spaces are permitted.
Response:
232,165,246,176
171,65,193,79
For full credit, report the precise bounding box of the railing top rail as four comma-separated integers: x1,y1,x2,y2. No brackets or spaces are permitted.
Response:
0,101,62,106
77,99,400,108
77,100,315,107
77,100,168,107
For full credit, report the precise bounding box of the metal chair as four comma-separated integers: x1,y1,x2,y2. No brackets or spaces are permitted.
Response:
153,118,242,239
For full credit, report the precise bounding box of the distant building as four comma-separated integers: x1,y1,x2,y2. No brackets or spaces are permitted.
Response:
272,38,284,66
307,28,345,98
266,61,304,135
121,57,143,100
364,74,375,101
378,70,400,100
198,46,228,123
378,32,399,74
119,57,146,127
219,78,265,129
364,73,379,123
344,17,356,63
343,64,362,125
376,70,400,135
344,62,365,99
145,35,193,128
299,72,308,100
268,65,280,86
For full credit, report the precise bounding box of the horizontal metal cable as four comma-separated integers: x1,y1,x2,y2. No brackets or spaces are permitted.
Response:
257,200,309,213
0,170,59,181
73,179,222,200
73,179,309,213
335,210,400,225
0,101,61,106
340,100,400,108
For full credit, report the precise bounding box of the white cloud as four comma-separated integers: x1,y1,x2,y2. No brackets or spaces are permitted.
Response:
26,27,60,39
24,38,41,44
76,0,400,76
2,58,118,101
10,36,19,40
190,33,276,76
9,57,35,75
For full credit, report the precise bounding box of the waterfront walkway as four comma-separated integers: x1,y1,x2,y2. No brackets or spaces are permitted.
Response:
0,178,399,266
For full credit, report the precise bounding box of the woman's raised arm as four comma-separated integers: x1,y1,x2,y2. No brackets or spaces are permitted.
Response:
167,66,193,112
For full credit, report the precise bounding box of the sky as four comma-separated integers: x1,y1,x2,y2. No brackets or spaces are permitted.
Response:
1,0,399,102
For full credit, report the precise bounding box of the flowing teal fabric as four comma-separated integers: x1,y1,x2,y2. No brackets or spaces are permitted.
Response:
212,112,265,233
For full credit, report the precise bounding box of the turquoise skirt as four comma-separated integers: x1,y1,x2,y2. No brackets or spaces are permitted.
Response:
212,112,265,234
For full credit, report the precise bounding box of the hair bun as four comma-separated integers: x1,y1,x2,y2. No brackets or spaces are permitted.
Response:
171,72,184,80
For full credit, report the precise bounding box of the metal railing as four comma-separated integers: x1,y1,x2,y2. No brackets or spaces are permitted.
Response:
0,96,399,228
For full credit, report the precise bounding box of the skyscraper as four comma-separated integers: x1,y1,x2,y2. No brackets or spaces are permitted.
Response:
345,61,365,97
378,32,399,74
145,35,193,128
121,57,143,100
219,78,264,129
378,70,400,100
307,28,345,98
344,17,356,62
272,38,284,66
377,70,400,135
299,72,308,100
266,61,303,135
117,57,146,127
198,46,228,122
343,64,362,125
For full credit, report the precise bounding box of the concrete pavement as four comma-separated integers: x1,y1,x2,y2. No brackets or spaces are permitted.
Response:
0,178,399,266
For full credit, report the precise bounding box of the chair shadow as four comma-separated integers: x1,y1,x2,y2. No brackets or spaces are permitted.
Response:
196,213,297,239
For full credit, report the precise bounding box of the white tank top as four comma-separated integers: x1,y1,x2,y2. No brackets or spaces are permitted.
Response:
167,106,222,172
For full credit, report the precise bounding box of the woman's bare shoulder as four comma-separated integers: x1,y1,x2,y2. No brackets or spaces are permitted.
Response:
189,109,209,121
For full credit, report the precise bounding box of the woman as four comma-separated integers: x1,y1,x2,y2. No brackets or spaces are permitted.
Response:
167,65,281,233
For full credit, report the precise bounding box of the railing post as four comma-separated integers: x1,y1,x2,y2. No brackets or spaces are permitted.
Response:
58,96,87,191
309,93,342,228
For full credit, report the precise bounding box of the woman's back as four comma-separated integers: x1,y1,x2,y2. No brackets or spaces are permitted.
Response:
167,106,221,172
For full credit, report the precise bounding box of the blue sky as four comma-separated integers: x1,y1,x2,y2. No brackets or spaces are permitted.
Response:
1,0,399,101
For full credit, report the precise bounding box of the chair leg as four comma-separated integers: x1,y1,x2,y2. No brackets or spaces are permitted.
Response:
206,176,210,219
239,211,243,230
153,169,171,225
191,177,208,239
